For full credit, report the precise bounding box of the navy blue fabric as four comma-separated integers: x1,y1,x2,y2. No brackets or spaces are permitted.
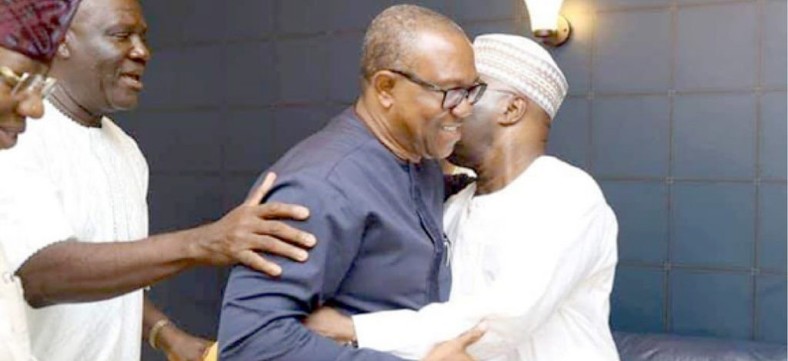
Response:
218,108,451,361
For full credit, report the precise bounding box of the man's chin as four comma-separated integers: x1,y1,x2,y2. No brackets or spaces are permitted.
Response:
0,131,18,150
429,149,454,161
431,140,462,160
108,96,140,113
447,152,470,168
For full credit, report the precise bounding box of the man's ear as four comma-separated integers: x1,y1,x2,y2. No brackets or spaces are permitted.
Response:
498,96,527,126
56,31,75,59
371,71,398,109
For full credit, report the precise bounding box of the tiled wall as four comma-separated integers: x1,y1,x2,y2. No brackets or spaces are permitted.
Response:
121,0,786,359
548,0,787,344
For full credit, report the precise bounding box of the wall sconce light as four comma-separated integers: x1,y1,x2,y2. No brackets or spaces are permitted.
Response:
523,0,571,47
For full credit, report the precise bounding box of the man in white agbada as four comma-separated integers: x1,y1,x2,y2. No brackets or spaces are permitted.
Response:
0,1,82,360
0,0,319,360
305,34,620,361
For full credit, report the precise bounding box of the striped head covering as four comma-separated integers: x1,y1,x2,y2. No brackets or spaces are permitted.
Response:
474,34,568,119
0,0,81,62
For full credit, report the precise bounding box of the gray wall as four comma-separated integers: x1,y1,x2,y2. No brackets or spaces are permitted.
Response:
549,0,787,344
117,0,786,359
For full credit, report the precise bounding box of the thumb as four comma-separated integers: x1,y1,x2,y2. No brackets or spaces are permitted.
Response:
456,324,486,348
245,172,276,206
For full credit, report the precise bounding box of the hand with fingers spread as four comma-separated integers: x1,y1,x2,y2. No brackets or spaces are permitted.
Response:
195,172,317,276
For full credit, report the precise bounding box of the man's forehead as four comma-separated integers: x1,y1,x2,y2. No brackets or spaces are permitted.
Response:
113,8,147,28
75,0,143,27
411,31,477,86
433,71,479,88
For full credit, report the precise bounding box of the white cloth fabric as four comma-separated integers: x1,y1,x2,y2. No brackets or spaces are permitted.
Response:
0,246,35,361
0,101,149,361
474,34,568,119
353,156,619,361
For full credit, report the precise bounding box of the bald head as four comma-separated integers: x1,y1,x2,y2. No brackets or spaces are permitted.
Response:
360,4,465,79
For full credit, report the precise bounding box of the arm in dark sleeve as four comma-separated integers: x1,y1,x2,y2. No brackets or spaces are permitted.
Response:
217,176,407,361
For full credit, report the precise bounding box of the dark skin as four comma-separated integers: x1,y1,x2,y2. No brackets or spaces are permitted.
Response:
17,0,315,360
19,172,312,305
0,47,49,149
448,78,549,195
47,0,149,125
305,77,549,358
143,298,212,361
309,26,485,361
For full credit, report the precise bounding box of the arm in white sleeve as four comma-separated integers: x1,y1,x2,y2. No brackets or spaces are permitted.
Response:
0,248,36,361
0,151,74,273
353,201,615,360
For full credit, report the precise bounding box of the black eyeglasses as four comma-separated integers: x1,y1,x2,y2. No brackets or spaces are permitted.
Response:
388,69,487,110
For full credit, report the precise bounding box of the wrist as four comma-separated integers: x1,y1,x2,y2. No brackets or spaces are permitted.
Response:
341,320,358,348
182,225,213,265
148,319,172,350
155,321,186,353
344,316,358,342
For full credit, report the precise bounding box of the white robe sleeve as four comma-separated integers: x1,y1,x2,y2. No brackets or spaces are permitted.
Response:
353,200,616,360
0,248,36,361
0,148,74,273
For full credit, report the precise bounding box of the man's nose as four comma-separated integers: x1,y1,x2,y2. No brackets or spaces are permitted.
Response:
16,92,45,119
129,35,151,62
450,97,474,119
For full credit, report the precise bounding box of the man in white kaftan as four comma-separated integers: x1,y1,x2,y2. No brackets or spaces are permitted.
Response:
0,247,36,361
305,34,620,361
0,101,148,360
0,1,82,360
0,0,318,360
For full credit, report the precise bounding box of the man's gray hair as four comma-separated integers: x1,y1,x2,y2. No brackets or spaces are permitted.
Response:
360,4,465,79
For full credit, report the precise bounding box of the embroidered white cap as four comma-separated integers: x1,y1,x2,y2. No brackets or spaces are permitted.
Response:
473,34,568,120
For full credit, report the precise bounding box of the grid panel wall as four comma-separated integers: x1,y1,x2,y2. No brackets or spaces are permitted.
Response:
125,1,786,359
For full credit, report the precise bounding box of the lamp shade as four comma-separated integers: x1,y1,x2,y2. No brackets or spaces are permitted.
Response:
524,0,565,32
